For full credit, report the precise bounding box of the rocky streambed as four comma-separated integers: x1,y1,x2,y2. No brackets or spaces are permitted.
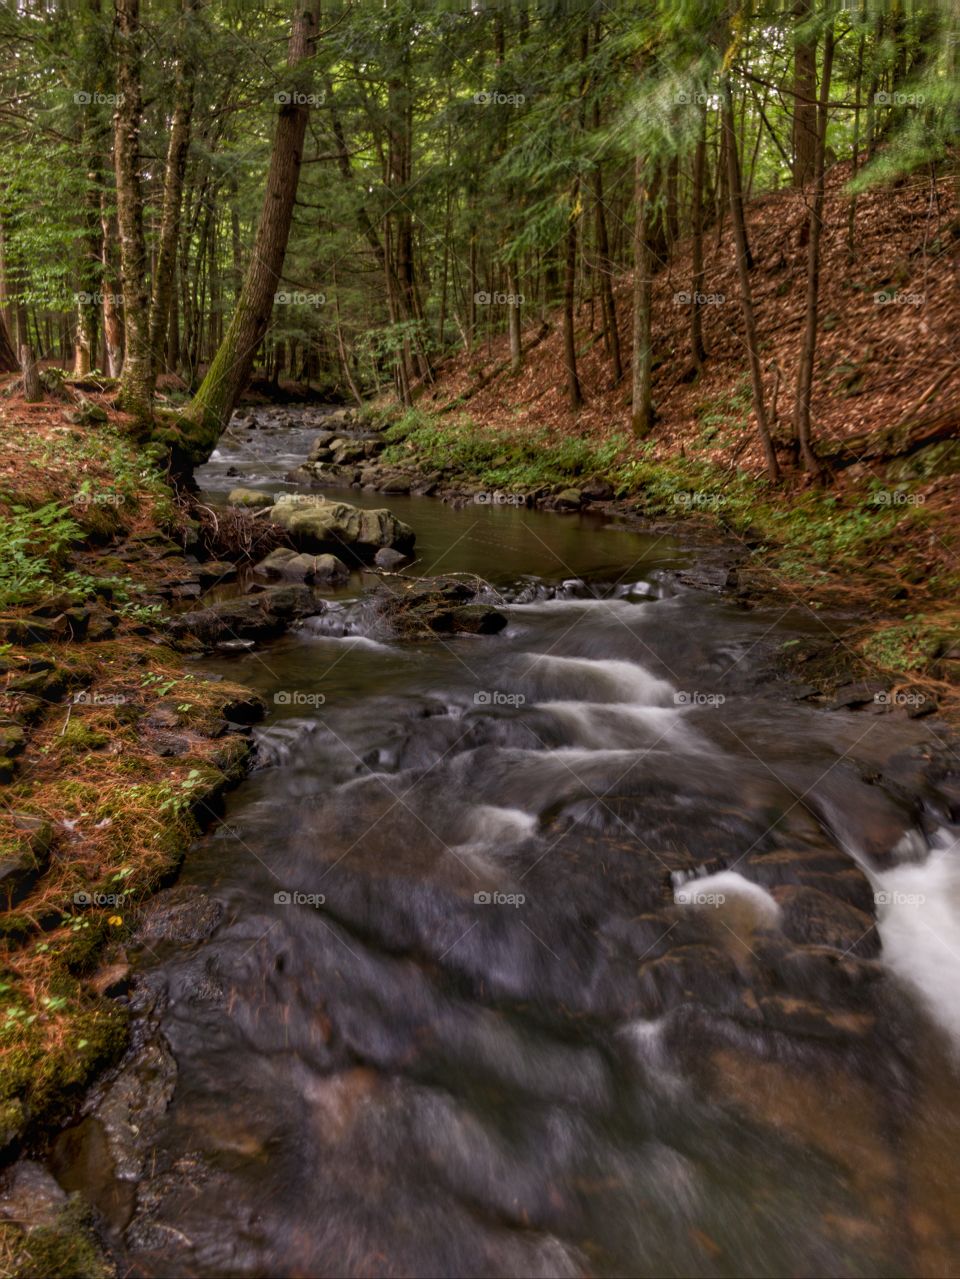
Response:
4,404,960,1279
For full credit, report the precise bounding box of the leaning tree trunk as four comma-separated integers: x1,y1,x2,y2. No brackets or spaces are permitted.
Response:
721,76,779,483
793,21,835,477
113,0,153,418
149,0,196,377
186,0,320,458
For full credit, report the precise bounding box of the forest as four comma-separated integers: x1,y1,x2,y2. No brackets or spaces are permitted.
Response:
0,2,958,1278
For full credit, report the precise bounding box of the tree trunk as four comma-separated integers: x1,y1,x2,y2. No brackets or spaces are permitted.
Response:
562,182,583,411
187,0,320,458
21,345,41,401
149,0,196,376
690,102,708,370
113,0,153,417
791,0,817,186
630,156,655,437
792,21,834,477
0,313,17,372
721,76,779,482
593,143,622,384
507,263,522,374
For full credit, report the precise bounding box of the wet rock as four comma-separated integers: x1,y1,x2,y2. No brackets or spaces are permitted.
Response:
268,494,415,563
369,578,507,640
582,479,615,501
0,1161,67,1230
674,566,736,593
330,438,368,466
828,681,886,710
227,487,273,509
134,885,224,944
308,430,337,459
168,584,321,645
197,561,238,588
553,488,583,511
379,474,411,495
373,547,408,571
220,694,265,725
756,994,876,1041
449,604,509,635
772,885,879,957
255,546,349,585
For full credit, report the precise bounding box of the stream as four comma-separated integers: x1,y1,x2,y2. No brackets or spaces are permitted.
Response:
51,408,960,1277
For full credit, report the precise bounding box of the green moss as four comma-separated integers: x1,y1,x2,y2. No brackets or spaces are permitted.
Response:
2,1197,115,1278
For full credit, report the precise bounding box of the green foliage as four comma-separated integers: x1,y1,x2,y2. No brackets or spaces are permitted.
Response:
0,503,83,609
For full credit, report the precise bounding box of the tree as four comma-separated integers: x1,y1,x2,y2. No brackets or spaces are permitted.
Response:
630,155,655,437
792,15,835,477
149,0,198,378
791,0,818,186
186,0,320,455
113,0,153,418
721,73,779,483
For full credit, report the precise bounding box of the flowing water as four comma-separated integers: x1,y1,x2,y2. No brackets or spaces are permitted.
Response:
52,410,960,1277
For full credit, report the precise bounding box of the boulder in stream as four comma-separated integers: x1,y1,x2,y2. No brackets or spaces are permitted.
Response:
255,547,349,585
167,583,321,644
227,487,273,509
267,494,414,563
